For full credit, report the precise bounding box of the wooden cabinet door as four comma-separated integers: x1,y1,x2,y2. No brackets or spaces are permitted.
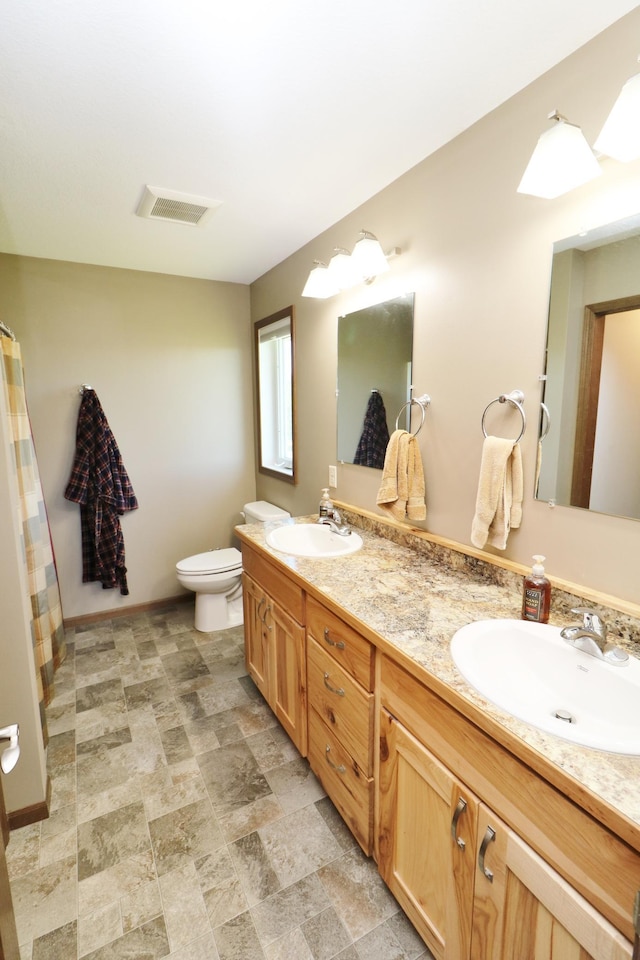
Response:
378,709,477,960
471,804,633,960
268,599,307,755
242,573,269,700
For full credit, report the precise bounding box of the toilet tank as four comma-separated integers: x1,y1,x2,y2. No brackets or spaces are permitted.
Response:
243,500,290,524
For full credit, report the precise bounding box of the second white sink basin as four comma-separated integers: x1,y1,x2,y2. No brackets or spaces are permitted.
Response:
450,619,640,755
266,522,363,558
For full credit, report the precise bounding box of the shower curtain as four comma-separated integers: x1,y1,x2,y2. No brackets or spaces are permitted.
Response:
0,334,65,742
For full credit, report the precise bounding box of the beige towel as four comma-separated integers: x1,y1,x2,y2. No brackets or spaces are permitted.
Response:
471,436,522,550
377,429,427,522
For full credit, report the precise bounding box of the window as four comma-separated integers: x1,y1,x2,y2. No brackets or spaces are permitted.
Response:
255,306,296,483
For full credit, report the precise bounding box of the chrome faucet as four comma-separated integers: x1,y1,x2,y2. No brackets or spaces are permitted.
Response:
560,608,628,665
317,509,351,536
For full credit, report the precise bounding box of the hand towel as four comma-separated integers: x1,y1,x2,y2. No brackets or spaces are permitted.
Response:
377,429,427,522
471,436,522,550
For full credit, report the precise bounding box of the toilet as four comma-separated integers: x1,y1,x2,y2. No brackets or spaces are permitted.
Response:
176,500,290,632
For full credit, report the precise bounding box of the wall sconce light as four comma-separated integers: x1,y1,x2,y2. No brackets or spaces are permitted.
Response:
517,110,602,199
301,230,400,298
594,61,640,162
0,723,20,775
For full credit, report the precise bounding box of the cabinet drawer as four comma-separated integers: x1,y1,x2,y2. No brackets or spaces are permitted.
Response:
306,596,374,690
308,637,373,775
308,707,373,856
241,545,304,623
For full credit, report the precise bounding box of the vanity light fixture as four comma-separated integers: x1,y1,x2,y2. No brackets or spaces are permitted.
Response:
594,59,640,162
327,247,360,290
517,110,602,199
351,230,391,280
301,260,339,299
301,230,400,298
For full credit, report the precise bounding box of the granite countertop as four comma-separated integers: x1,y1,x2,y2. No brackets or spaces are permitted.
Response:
236,515,640,839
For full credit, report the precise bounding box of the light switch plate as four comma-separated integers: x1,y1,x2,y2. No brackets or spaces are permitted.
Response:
328,465,337,488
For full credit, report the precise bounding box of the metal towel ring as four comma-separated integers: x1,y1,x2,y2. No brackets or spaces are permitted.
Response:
481,390,526,443
395,393,431,436
539,402,551,441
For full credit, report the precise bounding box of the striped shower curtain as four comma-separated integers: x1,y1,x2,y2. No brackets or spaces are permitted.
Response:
0,334,65,742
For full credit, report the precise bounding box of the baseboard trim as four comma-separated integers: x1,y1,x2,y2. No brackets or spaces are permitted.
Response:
8,775,52,830
63,593,192,630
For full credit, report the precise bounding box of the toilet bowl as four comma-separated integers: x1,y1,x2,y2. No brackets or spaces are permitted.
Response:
176,501,290,632
176,547,244,632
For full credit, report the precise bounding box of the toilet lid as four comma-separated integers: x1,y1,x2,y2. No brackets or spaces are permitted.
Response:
176,547,242,576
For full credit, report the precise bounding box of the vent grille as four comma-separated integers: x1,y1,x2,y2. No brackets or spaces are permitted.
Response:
136,186,222,227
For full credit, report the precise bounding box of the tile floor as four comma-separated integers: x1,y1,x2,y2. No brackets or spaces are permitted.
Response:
6,602,433,960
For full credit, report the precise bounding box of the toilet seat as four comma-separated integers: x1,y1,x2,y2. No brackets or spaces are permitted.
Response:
176,547,242,577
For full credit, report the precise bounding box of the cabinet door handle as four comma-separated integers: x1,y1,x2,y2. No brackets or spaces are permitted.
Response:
478,826,496,882
325,744,346,774
323,627,345,650
323,673,345,697
264,604,272,631
450,797,467,850
257,597,266,622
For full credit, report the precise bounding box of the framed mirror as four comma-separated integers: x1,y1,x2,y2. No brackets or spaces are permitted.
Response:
536,214,640,520
337,293,414,468
255,306,296,483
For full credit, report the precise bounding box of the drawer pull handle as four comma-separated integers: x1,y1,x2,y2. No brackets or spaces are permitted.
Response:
325,744,346,774
323,673,345,697
450,797,467,850
323,627,345,650
479,826,496,882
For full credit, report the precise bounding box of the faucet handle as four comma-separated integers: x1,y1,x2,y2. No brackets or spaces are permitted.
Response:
570,607,607,637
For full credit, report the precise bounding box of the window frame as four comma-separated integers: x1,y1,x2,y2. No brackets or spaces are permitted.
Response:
254,305,297,484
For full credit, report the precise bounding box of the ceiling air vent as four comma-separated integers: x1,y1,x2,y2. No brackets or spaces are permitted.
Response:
136,186,222,227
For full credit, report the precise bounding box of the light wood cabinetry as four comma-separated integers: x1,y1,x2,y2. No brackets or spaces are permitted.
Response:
378,710,477,957
378,655,636,959
237,532,639,959
306,596,375,854
472,805,633,960
241,546,307,755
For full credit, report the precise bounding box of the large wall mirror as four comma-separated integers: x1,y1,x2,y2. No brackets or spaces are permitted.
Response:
536,213,640,520
255,306,296,483
337,293,414,468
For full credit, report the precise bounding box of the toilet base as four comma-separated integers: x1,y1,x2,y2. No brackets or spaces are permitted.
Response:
194,591,244,632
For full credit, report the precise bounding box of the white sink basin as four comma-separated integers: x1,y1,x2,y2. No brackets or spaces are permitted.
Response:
266,522,363,558
450,619,640,755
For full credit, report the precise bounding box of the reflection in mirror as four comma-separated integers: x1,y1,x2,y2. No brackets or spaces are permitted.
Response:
536,214,640,520
255,306,296,484
337,294,414,469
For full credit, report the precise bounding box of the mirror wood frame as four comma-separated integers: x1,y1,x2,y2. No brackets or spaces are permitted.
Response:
254,305,297,484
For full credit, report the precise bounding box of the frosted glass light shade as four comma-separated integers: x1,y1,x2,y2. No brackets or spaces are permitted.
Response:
301,261,339,298
327,248,359,289
351,231,389,278
594,73,640,162
517,118,601,199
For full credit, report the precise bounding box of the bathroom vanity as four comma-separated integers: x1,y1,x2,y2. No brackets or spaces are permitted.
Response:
236,510,640,959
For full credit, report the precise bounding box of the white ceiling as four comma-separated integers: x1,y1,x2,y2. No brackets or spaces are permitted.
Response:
1,1,638,285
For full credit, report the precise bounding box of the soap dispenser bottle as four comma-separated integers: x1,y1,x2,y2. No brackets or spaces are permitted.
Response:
521,555,551,623
319,488,334,519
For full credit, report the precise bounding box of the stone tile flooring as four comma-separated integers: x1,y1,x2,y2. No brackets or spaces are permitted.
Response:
6,603,433,959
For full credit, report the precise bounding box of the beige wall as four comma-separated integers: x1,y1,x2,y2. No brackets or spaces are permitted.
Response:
251,7,640,606
0,256,255,620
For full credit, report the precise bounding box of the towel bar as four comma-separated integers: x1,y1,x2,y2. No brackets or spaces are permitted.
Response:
481,390,526,443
